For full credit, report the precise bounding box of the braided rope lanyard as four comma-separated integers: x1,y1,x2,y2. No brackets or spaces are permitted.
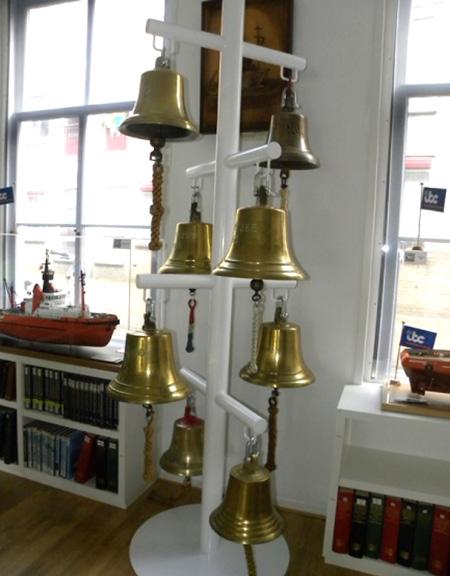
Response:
248,279,265,374
279,169,290,211
148,137,165,251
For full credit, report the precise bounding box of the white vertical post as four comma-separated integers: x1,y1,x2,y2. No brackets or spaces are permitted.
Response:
200,0,245,553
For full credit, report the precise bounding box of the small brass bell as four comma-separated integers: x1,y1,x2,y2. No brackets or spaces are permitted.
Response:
160,186,212,274
160,403,204,479
262,72,319,171
213,204,308,280
210,448,284,545
107,309,190,407
119,54,197,142
240,301,314,388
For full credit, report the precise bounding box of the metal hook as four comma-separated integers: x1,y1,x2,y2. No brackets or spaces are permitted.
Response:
280,67,299,84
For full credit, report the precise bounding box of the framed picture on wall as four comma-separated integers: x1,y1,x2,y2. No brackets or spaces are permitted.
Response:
200,0,293,134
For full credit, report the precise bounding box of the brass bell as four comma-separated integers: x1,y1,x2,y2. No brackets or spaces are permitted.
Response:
159,404,204,479
107,312,190,407
263,74,319,171
210,452,284,544
159,223,212,274
213,205,308,280
119,54,198,142
240,302,314,388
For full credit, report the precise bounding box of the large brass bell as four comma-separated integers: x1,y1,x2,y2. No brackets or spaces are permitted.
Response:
108,316,190,407
160,404,204,479
213,204,308,280
262,73,319,170
240,303,314,388
119,57,197,141
210,450,284,545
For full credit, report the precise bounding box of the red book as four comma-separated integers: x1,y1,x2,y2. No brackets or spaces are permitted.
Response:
74,434,96,483
332,487,355,553
380,496,402,563
428,505,450,575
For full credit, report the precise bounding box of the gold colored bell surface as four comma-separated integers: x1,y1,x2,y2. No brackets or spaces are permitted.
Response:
213,205,308,280
159,408,204,478
262,82,319,170
240,317,315,388
119,68,198,142
159,222,212,274
209,455,285,544
107,329,190,406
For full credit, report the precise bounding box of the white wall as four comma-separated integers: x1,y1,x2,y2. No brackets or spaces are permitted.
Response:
158,0,391,515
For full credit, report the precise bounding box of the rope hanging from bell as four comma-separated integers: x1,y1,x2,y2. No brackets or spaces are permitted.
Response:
148,138,165,251
265,387,279,472
143,405,156,482
185,288,197,353
244,544,257,576
248,279,265,374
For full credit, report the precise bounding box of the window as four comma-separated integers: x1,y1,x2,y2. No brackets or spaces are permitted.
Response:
372,0,450,379
6,0,165,338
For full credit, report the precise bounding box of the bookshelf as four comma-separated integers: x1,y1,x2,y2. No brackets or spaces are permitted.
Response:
0,339,148,509
323,383,450,575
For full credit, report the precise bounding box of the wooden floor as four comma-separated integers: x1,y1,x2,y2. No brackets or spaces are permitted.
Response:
0,472,368,576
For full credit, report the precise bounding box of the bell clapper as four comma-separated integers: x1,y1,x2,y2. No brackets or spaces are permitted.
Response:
279,169,290,211
143,404,156,482
248,280,265,374
185,288,197,353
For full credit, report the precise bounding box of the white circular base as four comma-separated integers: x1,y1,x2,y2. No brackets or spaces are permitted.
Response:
130,504,290,576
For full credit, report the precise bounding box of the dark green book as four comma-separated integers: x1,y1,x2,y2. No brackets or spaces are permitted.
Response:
349,490,369,558
411,501,434,570
397,499,417,566
364,493,385,558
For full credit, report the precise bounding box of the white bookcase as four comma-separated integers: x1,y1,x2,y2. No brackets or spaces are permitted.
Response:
0,341,148,509
323,383,450,576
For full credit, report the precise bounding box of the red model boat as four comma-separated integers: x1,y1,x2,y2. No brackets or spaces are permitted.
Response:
400,348,450,395
0,252,119,347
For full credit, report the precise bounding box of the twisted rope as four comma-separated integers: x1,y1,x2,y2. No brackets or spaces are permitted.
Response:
143,408,157,482
243,545,257,576
148,159,164,251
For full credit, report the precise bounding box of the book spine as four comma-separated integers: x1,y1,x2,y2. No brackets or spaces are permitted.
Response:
332,487,355,553
364,493,385,559
411,501,434,570
397,499,417,566
428,505,450,575
380,495,402,563
348,490,369,558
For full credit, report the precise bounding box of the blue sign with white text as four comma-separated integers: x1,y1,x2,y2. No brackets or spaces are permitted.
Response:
421,187,446,212
0,186,14,205
400,325,437,349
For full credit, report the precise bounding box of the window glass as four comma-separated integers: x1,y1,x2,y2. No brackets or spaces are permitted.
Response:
82,113,153,226
81,228,151,334
406,0,450,84
89,0,165,104
16,118,78,225
22,1,87,110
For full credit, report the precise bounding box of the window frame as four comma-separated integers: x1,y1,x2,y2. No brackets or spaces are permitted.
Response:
370,0,450,380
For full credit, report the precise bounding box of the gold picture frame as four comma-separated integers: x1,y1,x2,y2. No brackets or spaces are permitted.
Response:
200,0,293,134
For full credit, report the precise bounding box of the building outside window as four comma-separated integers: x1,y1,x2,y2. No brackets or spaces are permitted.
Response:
5,0,165,339
372,0,450,380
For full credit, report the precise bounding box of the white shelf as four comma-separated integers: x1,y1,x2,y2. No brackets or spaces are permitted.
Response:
0,460,20,474
0,398,17,409
22,408,120,439
324,383,450,576
340,445,450,507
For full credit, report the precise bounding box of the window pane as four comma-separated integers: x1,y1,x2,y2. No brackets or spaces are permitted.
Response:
16,119,78,225
22,1,87,110
399,97,450,240
89,0,165,104
406,0,450,84
82,113,153,226
392,241,450,376
81,228,151,336
14,226,77,305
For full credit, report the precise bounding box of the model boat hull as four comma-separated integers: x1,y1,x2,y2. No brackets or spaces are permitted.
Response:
401,348,450,395
0,312,120,347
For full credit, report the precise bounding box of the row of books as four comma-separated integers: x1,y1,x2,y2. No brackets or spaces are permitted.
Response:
23,421,118,493
24,365,118,429
0,360,16,401
0,407,17,464
332,487,450,575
